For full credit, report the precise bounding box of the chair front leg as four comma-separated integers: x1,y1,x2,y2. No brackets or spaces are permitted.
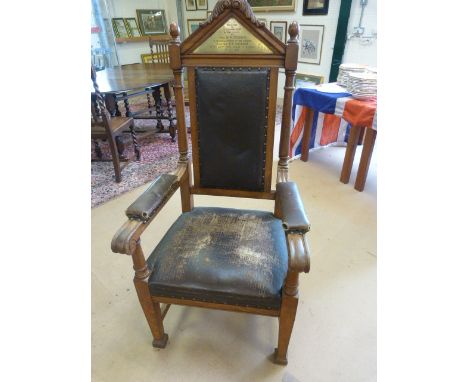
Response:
132,241,168,348
274,271,299,365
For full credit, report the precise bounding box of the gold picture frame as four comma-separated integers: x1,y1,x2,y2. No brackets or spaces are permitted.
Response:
136,9,168,36
112,18,130,38
124,18,141,37
247,0,296,12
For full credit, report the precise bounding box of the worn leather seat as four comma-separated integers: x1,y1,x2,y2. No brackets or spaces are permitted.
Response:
147,207,289,310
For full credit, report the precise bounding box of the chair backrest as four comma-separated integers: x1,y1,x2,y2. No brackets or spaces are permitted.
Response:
169,0,299,200
149,38,170,64
91,66,112,133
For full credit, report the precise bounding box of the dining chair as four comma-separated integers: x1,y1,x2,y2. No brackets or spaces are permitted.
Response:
111,0,311,365
91,66,140,183
146,37,174,138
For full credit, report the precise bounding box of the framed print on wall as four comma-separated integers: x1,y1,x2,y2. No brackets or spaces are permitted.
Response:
303,0,329,16
247,0,296,12
187,19,204,35
112,18,130,38
270,21,287,44
294,73,324,88
136,9,168,36
196,0,208,10
298,25,324,65
124,18,141,37
185,0,197,11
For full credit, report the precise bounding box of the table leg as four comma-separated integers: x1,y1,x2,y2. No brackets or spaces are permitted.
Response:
340,125,362,184
300,108,315,162
163,83,176,142
152,86,164,131
123,93,131,117
355,128,377,192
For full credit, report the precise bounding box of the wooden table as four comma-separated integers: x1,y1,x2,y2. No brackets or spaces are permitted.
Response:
290,86,377,192
92,63,176,140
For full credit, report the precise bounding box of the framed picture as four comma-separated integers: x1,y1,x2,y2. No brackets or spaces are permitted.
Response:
185,0,197,11
298,25,324,65
136,9,167,36
270,21,287,43
124,18,141,37
187,19,204,35
294,73,324,88
247,0,296,12
196,0,208,10
303,0,329,15
112,18,130,38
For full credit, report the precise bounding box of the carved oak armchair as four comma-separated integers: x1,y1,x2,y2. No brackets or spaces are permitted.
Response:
111,0,310,365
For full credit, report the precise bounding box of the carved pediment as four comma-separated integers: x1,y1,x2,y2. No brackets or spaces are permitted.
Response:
181,0,285,55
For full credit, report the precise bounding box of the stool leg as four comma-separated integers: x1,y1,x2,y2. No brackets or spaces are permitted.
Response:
355,128,377,192
300,108,315,162
340,125,362,184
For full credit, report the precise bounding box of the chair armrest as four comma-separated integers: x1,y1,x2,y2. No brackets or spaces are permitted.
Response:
126,174,179,221
275,182,310,233
111,164,187,255
287,233,310,273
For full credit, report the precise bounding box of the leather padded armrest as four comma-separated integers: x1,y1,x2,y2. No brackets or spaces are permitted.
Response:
126,174,179,221
276,182,310,233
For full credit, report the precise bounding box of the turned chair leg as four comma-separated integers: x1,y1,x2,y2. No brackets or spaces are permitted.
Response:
129,121,141,160
108,135,122,183
275,294,298,365
274,271,299,365
133,243,168,348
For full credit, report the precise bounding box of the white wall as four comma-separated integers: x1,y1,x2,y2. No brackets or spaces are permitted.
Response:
110,0,377,85
342,0,377,67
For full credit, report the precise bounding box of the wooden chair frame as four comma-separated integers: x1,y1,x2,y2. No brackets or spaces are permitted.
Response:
111,0,310,365
91,67,140,183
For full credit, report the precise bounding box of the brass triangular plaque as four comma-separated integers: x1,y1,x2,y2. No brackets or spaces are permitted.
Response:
193,18,274,54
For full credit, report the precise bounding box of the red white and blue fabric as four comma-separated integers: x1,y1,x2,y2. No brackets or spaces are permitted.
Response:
289,87,377,158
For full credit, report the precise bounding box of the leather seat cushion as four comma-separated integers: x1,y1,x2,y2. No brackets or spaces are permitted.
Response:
147,207,288,310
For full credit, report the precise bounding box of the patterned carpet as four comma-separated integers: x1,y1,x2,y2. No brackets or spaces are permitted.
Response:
91,98,282,208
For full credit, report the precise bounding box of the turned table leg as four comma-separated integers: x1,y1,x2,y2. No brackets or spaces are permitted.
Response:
163,83,176,142
152,86,164,132
340,125,362,184
355,127,377,192
300,108,315,162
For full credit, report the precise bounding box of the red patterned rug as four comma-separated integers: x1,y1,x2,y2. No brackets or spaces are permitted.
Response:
91,98,282,208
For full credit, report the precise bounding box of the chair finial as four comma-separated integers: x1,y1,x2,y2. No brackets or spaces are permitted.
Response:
288,22,299,43
170,23,180,41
